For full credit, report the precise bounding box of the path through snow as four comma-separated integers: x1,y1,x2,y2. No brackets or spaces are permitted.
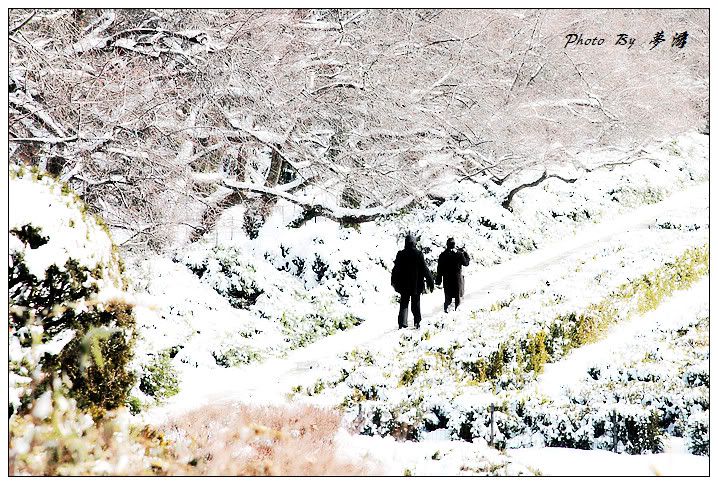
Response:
142,181,708,424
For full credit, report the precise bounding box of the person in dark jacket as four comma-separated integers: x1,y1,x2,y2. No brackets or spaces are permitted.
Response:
435,237,470,312
391,234,434,329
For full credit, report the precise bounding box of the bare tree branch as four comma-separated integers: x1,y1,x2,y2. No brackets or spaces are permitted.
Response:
9,10,37,35
502,170,578,210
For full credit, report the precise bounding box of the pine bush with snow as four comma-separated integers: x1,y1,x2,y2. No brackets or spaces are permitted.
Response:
686,412,709,456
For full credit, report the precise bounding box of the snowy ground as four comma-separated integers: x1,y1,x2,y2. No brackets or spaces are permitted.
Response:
535,278,708,402
142,181,708,415
130,133,708,475
137,182,708,475
511,277,709,476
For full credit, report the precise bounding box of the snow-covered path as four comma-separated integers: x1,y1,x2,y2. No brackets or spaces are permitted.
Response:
142,181,708,424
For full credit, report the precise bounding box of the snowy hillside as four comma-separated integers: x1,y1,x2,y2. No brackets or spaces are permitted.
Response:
8,8,710,477
123,132,709,475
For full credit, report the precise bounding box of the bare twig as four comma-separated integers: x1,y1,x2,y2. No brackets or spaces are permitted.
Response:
9,10,37,35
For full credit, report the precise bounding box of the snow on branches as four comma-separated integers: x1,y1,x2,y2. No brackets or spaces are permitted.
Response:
8,9,708,249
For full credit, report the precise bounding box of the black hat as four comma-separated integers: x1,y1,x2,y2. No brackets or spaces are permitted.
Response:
447,237,456,249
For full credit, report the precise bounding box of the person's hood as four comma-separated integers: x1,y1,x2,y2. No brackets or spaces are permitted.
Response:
404,234,417,249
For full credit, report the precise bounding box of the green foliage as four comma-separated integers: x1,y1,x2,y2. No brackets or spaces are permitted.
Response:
345,348,375,365
9,168,136,418
212,346,263,367
399,358,428,386
555,244,708,355
613,410,665,455
463,343,506,383
561,300,618,352
490,299,512,312
525,331,548,374
127,396,143,416
9,377,179,475
59,301,136,419
181,247,264,309
281,312,360,350
139,350,180,401
625,244,708,314
10,224,49,249
687,414,709,456
310,380,326,395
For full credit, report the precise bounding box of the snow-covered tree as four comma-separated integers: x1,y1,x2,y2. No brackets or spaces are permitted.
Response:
8,9,708,248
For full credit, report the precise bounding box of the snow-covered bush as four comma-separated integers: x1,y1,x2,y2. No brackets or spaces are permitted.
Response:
125,240,366,388
302,241,707,455
281,311,361,350
211,345,264,368
686,412,709,456
178,246,263,309
176,243,364,352
9,165,136,418
438,395,665,454
255,220,394,309
139,350,180,402
683,363,709,388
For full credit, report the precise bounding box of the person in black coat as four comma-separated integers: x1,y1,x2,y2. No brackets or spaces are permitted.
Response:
391,234,434,329
435,237,470,312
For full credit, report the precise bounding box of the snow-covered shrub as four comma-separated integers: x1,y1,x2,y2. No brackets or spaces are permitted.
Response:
442,396,664,454
176,242,364,352
178,246,263,309
683,363,709,388
605,407,664,454
606,185,667,207
541,307,708,455
448,404,507,449
431,189,539,258
546,244,708,357
256,221,394,309
354,397,425,442
211,345,264,367
8,165,136,418
686,412,709,456
281,311,361,350
460,342,510,384
653,220,704,232
139,350,180,401
618,244,708,314
399,357,430,386
127,249,364,382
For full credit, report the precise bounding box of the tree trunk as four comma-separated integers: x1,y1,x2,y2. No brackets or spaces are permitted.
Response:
266,148,284,187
